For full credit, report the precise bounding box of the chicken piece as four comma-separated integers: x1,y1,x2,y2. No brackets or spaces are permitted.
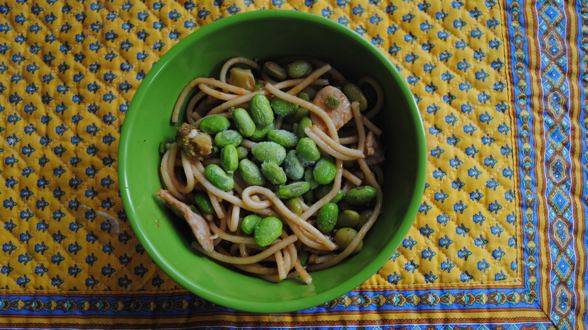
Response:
178,123,212,160
228,67,255,91
157,189,214,252
311,86,352,131
365,131,385,165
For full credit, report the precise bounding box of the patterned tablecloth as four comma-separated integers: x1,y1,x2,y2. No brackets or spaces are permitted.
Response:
0,0,586,328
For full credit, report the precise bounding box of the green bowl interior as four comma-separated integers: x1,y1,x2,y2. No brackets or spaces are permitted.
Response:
119,11,425,313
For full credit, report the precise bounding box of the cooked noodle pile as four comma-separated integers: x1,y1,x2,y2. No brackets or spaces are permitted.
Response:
158,57,385,284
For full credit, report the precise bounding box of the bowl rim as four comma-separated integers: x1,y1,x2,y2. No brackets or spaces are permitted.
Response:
118,9,426,313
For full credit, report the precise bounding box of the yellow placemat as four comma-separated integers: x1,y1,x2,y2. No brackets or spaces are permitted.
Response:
2,0,567,327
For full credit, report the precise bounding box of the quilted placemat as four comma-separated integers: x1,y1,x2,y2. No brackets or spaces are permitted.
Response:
0,0,586,328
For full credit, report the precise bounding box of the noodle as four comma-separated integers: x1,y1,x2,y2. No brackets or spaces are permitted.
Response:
228,204,240,232
351,103,366,153
342,169,362,186
160,57,385,284
359,77,383,119
193,235,297,265
220,57,259,83
287,64,331,95
199,83,239,101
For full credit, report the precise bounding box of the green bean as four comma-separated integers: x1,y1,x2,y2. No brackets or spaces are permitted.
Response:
261,162,287,185
313,158,337,185
267,129,298,148
277,182,311,199
214,129,242,147
238,159,265,185
220,145,238,173
286,197,305,215
343,83,368,111
317,203,339,233
287,60,312,78
204,164,234,191
232,108,256,137
254,216,283,247
250,94,274,128
344,186,377,205
193,192,213,215
282,150,304,180
236,146,249,159
271,98,298,117
240,214,261,235
337,210,361,229
296,137,320,163
252,141,286,164
296,117,313,137
199,115,230,134
334,227,362,252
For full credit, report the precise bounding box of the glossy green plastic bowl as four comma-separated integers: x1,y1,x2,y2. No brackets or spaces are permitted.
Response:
119,10,426,313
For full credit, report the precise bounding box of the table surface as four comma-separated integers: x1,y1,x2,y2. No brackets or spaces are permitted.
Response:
0,0,585,328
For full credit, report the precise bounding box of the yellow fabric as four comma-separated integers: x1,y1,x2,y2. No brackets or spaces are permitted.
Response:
0,0,517,296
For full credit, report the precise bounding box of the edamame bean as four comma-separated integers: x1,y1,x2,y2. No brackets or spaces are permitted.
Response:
220,145,238,173
296,137,320,163
344,186,377,205
304,168,319,189
343,83,368,111
287,60,312,78
271,98,297,117
263,61,287,80
252,141,286,164
240,214,261,235
199,115,230,133
249,123,274,141
298,249,309,266
236,146,249,159
302,87,317,99
193,192,213,215
332,190,345,203
204,164,234,191
359,210,372,227
303,189,315,204
214,129,242,147
337,210,361,228
250,94,274,128
254,216,283,247
261,162,287,185
232,108,256,137
282,150,304,180
267,129,298,148
317,203,339,233
286,197,305,215
296,117,313,137
238,159,265,185
313,158,337,185
334,228,363,252
277,182,311,199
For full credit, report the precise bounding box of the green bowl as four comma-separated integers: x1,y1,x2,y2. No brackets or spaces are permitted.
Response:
119,10,426,313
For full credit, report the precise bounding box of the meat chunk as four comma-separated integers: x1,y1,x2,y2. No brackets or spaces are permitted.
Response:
365,131,385,165
157,189,214,252
311,86,352,131
178,123,213,160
